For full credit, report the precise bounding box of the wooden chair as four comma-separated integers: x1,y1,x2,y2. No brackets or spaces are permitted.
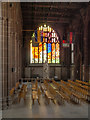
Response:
37,88,41,105
18,84,27,103
32,91,38,105
15,82,19,89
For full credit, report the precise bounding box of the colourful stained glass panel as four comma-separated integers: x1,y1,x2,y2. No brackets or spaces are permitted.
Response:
48,43,51,63
39,43,42,63
35,47,38,63
56,43,59,63
32,47,34,63
52,43,55,63
43,43,47,63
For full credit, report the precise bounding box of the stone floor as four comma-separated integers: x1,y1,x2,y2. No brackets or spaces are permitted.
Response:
2,82,89,118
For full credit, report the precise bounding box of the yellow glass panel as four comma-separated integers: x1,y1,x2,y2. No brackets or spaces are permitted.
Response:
35,47,38,63
32,47,34,63
39,43,42,63
56,43,59,63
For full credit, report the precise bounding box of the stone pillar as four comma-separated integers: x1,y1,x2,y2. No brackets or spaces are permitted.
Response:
17,40,19,81
2,17,9,109
70,65,75,80
83,22,89,82
80,7,89,82
8,20,12,91
18,42,20,80
19,44,22,79
0,2,2,118
15,33,17,83
15,35,18,82
11,32,15,87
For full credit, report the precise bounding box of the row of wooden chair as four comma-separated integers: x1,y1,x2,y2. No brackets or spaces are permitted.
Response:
32,81,41,105
68,80,82,88
43,80,57,104
9,82,28,104
76,80,90,86
68,80,89,96
9,82,20,103
49,81,67,104
62,80,90,102
60,80,82,103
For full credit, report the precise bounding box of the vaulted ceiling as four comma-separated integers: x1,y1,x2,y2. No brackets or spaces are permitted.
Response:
21,2,88,30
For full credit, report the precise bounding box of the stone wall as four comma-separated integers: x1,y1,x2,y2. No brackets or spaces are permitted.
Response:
24,66,69,80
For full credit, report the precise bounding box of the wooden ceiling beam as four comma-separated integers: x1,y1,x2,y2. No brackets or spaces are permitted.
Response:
22,10,76,17
22,16,71,20
23,18,70,24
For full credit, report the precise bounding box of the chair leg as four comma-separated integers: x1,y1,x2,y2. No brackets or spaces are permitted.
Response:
32,99,34,105
38,99,40,105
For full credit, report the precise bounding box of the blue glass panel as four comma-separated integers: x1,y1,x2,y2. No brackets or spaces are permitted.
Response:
48,43,51,53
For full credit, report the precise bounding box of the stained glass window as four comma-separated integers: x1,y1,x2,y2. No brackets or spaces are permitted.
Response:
30,25,60,63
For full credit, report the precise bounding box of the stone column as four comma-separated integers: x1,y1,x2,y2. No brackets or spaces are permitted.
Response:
15,33,18,82
19,44,22,79
83,22,89,82
15,33,17,83
12,32,16,87
8,20,12,91
0,2,2,118
17,40,19,81
18,42,20,81
70,65,75,80
2,17,9,109
80,7,89,82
